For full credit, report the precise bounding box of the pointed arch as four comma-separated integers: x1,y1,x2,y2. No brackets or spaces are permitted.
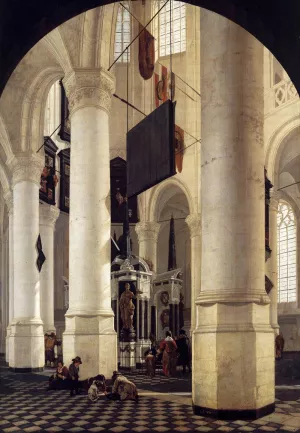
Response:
148,177,194,222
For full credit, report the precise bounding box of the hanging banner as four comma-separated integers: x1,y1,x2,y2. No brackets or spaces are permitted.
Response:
174,124,184,173
154,65,175,107
138,24,155,80
154,64,168,107
36,234,46,272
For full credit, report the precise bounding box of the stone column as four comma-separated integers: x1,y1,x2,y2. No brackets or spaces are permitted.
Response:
135,222,160,273
186,214,201,333
63,68,117,379
8,154,45,371
39,204,60,334
4,192,13,363
0,231,7,356
267,193,280,335
1,230,10,356
194,11,274,418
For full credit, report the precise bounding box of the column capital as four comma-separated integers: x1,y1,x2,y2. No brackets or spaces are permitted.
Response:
63,68,116,116
185,213,201,238
39,204,60,228
4,190,13,216
7,153,44,188
135,221,160,242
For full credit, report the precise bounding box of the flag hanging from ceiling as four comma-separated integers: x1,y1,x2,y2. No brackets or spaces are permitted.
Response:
138,24,155,80
174,124,184,173
36,234,46,272
154,64,175,108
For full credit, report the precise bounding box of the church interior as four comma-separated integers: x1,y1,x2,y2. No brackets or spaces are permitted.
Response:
1,0,300,430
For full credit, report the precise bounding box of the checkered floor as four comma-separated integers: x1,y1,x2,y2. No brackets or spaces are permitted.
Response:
2,366,300,432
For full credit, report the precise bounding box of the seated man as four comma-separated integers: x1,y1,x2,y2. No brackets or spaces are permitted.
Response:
105,371,138,402
48,361,69,390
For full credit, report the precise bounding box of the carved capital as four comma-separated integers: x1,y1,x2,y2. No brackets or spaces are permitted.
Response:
39,204,60,228
7,153,44,188
185,213,201,238
63,68,115,116
4,190,13,216
135,221,160,243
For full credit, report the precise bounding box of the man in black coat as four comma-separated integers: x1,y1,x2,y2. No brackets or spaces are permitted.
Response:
68,356,82,396
176,330,191,375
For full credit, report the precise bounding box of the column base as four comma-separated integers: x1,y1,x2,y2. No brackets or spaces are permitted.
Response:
8,319,44,369
8,367,44,373
44,325,56,335
192,402,275,420
5,326,11,363
63,312,117,380
193,301,275,416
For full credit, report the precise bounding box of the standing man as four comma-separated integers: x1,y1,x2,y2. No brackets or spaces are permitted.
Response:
275,332,285,360
176,329,192,375
68,356,82,396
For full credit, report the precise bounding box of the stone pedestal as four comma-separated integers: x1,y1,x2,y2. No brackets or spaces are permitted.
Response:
62,68,117,379
119,341,136,369
39,204,60,334
135,222,160,272
193,10,274,418
7,155,45,371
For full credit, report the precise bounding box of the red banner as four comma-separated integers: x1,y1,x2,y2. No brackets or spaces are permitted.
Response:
138,24,155,80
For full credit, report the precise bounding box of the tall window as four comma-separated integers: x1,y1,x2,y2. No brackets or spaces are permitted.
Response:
153,1,186,58
114,2,131,63
277,201,297,302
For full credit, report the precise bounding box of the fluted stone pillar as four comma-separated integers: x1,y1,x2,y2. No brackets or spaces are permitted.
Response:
39,204,60,334
267,193,280,335
193,11,274,418
135,222,160,273
186,214,201,333
4,192,13,362
62,68,117,379
8,154,45,371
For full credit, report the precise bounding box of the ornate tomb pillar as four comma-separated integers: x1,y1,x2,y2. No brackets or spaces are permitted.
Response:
135,222,160,273
63,68,117,379
7,155,45,371
39,204,59,335
193,10,274,418
186,213,201,334
267,192,280,335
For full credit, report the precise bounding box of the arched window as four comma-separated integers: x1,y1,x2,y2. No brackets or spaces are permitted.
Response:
277,201,297,302
114,2,131,63
153,1,186,58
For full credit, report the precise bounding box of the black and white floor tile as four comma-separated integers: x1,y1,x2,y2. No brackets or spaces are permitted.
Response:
2,365,300,432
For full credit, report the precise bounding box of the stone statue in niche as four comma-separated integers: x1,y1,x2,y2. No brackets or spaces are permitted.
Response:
119,282,136,330
160,309,170,329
